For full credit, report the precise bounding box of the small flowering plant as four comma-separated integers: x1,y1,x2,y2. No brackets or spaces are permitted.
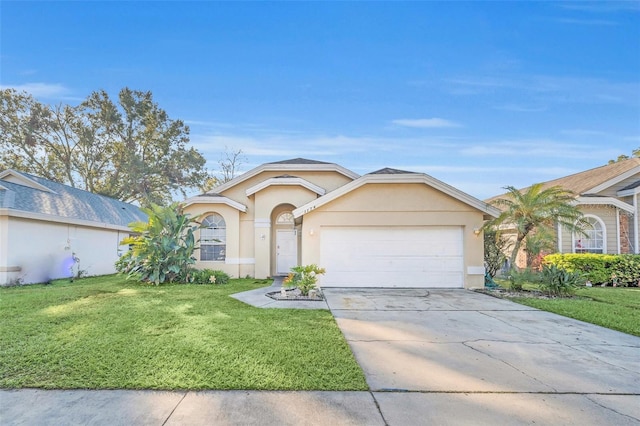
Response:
283,264,326,296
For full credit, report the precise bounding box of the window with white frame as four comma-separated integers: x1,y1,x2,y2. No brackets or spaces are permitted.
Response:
574,216,604,254
200,213,226,261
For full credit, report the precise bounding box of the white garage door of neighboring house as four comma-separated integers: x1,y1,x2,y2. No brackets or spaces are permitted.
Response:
320,226,464,288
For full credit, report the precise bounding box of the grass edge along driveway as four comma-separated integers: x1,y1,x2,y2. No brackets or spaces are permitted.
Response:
504,285,640,337
0,275,368,391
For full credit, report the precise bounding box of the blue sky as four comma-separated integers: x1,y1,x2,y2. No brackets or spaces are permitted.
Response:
1,1,639,199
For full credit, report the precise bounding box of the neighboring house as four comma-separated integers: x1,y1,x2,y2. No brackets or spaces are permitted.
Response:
0,170,147,285
184,158,499,289
488,158,640,266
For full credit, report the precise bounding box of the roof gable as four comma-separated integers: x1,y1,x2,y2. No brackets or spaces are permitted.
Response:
206,159,360,195
245,175,326,197
0,170,56,193
293,172,500,218
0,169,146,227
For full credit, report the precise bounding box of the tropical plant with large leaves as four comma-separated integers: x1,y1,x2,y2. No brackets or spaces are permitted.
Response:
486,183,586,271
116,203,199,284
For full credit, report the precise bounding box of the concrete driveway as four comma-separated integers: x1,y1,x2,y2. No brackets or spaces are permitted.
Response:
324,288,640,425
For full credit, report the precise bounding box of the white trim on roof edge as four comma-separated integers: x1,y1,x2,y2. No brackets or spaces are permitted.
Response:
208,162,360,194
584,166,640,195
617,186,640,197
293,173,501,218
0,208,134,231
183,196,247,212
246,177,326,197
575,196,635,214
0,170,56,194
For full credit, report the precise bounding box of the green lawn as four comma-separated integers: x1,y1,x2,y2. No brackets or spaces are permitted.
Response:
496,281,640,337
0,275,367,390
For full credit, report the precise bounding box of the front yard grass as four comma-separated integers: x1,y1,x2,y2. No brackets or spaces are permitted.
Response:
0,275,368,390
495,280,640,337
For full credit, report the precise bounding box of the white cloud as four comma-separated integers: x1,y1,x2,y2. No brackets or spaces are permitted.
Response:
458,139,620,160
554,18,618,26
445,74,640,106
190,133,396,160
392,118,461,128
1,82,70,98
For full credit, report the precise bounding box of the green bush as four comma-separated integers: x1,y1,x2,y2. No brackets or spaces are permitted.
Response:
508,268,541,291
543,253,640,287
188,269,231,285
543,253,617,284
539,264,583,297
612,255,640,287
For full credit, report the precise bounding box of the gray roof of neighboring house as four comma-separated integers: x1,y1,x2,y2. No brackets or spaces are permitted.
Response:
368,167,417,175
0,170,147,227
268,158,331,165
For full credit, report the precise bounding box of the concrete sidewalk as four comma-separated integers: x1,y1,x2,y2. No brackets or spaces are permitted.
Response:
0,389,383,426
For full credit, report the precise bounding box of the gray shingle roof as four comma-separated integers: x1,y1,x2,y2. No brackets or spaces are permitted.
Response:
368,167,417,175
268,158,331,165
0,171,147,227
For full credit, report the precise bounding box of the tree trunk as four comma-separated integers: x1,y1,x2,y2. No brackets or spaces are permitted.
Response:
509,234,526,271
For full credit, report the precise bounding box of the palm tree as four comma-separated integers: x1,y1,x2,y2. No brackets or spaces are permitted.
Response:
487,183,585,270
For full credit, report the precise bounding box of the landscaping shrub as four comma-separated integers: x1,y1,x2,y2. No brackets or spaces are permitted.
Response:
543,253,617,285
284,264,326,296
188,269,231,285
539,264,583,297
543,253,640,287
508,268,541,291
115,203,199,285
612,255,640,287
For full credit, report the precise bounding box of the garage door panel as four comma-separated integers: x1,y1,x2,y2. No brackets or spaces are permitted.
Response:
320,227,464,288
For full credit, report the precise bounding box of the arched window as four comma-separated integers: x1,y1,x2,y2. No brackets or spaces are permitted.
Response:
574,216,605,254
276,212,294,225
201,213,226,261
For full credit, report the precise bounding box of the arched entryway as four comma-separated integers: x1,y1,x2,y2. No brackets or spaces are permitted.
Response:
271,204,299,275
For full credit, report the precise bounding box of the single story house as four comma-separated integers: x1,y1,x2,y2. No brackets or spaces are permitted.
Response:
184,158,499,289
0,170,147,285
488,158,640,266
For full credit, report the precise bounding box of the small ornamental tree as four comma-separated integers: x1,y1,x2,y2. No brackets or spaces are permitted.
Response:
284,264,326,296
116,203,199,284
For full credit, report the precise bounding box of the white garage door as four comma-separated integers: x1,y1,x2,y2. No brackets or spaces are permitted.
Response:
320,226,464,288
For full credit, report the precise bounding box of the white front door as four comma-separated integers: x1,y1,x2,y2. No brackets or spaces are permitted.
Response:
276,229,298,275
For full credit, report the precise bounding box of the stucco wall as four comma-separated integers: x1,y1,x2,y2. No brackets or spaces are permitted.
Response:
299,183,487,288
1,216,128,285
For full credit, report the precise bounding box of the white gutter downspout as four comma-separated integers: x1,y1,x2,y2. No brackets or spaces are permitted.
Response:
635,194,639,254
616,208,621,254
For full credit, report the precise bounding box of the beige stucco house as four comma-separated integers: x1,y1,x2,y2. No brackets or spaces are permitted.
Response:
488,158,640,267
0,170,147,285
184,158,499,289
